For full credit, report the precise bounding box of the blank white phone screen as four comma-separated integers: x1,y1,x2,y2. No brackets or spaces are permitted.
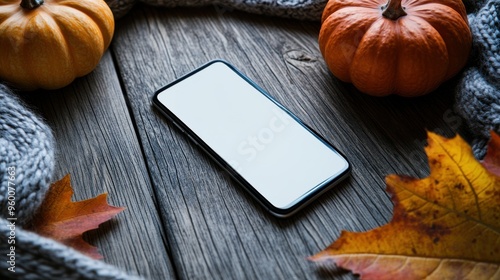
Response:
156,61,349,210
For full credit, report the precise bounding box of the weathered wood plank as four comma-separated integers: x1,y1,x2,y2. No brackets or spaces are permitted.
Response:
23,51,176,279
112,6,462,279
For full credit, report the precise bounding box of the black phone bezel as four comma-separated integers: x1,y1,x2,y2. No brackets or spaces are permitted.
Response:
152,59,351,218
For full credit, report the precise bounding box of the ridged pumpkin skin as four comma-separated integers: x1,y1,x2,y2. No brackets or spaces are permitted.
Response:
0,0,114,90
319,0,472,97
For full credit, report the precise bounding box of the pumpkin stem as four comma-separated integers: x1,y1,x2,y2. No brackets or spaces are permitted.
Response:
382,0,407,20
20,0,44,9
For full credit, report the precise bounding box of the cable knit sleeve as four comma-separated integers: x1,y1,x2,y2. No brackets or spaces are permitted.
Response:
0,84,55,225
455,0,500,158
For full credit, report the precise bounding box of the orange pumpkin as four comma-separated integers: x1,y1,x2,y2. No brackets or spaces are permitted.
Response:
0,0,114,90
319,0,472,97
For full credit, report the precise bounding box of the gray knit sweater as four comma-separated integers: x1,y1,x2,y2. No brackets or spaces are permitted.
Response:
0,85,141,279
457,0,500,157
1,0,498,279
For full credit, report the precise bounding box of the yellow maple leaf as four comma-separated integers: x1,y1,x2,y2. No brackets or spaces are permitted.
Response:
29,174,125,259
310,131,500,279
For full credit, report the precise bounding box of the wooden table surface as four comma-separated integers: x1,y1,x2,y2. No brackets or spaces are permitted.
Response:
23,4,464,279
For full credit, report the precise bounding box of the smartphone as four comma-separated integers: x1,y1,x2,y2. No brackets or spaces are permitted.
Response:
152,60,350,217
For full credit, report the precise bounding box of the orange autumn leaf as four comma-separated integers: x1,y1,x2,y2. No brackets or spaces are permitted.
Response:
310,131,500,279
30,174,125,259
483,131,500,177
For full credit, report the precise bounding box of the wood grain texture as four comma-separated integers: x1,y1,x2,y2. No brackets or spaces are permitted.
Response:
0,3,465,279
22,51,176,279
110,6,465,279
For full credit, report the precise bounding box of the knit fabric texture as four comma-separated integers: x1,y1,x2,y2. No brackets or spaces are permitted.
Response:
0,0,498,279
0,85,54,224
456,0,500,158
0,85,141,279
0,219,142,280
106,0,327,20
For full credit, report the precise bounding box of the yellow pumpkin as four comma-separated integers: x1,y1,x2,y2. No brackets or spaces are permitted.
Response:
319,0,472,97
0,0,114,90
